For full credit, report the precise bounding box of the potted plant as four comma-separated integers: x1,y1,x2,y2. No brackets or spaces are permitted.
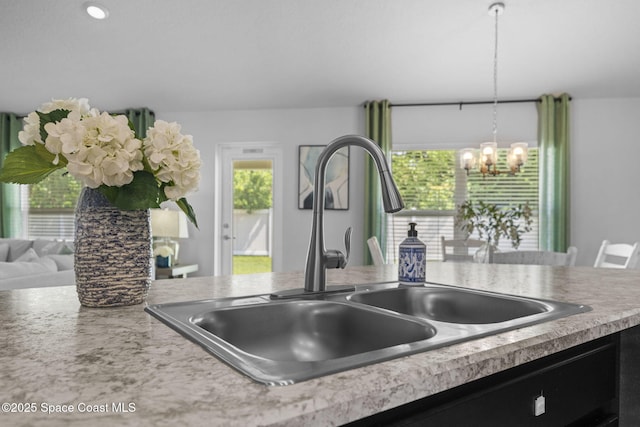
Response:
0,98,201,307
455,200,533,262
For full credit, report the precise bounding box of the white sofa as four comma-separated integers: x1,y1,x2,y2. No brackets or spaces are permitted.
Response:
0,238,76,290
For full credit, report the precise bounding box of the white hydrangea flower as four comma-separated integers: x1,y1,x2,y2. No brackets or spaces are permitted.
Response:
62,112,144,188
42,111,85,164
153,245,174,257
40,97,91,115
143,120,201,200
18,112,43,146
18,98,92,147
5,97,200,223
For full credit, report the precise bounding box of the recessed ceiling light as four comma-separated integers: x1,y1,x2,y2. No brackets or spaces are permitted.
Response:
84,2,109,20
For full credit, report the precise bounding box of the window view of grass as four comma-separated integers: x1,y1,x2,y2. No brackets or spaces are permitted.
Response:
233,256,272,275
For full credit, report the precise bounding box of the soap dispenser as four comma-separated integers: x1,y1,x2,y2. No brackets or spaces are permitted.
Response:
398,222,426,286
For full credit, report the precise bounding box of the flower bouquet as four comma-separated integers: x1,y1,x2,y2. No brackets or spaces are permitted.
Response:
153,245,174,268
0,98,200,226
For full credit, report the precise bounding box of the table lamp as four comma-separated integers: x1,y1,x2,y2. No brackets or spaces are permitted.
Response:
150,208,189,265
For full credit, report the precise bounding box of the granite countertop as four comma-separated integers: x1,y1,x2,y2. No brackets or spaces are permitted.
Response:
2,263,640,426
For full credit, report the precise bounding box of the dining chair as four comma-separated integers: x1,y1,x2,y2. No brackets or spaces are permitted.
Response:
367,236,385,266
593,240,640,269
492,246,578,266
441,236,484,262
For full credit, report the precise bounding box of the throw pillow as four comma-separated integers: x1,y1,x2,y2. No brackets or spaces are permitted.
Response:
0,239,34,262
46,254,74,271
14,248,39,263
32,256,58,273
58,242,74,255
33,239,63,257
0,243,9,262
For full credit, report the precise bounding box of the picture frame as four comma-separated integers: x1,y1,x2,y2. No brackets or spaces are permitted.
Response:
298,145,349,210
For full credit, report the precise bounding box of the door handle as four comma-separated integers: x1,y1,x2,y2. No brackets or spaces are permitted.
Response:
222,235,236,241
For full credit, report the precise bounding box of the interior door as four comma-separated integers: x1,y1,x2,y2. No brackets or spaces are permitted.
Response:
219,144,282,276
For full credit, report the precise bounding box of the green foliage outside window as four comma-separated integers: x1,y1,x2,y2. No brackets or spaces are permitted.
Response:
391,149,538,211
391,150,456,210
233,169,272,213
29,169,82,209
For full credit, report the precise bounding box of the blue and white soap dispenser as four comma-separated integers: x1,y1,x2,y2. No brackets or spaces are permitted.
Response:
398,222,426,285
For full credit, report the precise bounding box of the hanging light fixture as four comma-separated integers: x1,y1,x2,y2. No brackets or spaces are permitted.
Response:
460,2,528,177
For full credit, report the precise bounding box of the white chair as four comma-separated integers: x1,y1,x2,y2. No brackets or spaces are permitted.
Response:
593,240,640,269
441,236,484,262
367,236,385,266
492,246,578,266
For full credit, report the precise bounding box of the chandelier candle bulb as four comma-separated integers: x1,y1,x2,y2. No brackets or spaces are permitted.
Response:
460,148,476,171
506,142,528,171
480,142,498,166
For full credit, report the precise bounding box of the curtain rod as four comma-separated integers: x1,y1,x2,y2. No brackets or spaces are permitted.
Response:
388,97,571,109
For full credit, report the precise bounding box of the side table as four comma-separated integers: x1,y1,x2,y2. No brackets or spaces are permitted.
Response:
155,263,199,279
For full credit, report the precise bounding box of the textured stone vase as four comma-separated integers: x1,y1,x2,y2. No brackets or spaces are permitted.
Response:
75,188,152,307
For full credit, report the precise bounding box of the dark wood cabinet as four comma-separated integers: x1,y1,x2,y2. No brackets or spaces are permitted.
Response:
349,335,619,426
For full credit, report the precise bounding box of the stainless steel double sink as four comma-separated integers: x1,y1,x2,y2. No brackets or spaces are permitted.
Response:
145,282,590,386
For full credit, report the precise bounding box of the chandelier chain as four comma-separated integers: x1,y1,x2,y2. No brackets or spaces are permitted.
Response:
458,2,528,178
492,5,499,143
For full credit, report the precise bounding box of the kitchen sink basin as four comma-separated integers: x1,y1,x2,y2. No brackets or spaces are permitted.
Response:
146,296,440,385
192,300,436,362
146,282,590,386
348,286,549,324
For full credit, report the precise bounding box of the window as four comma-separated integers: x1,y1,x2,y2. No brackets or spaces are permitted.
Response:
386,147,539,262
22,170,82,239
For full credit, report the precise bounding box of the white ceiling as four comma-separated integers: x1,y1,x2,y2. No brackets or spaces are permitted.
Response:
2,0,639,114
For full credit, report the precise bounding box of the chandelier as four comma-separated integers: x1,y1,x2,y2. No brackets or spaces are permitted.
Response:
460,2,528,177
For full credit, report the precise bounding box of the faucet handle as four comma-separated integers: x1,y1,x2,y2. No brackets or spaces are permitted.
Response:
343,226,352,267
324,226,352,269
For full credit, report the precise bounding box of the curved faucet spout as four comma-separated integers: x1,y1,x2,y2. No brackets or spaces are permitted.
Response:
304,135,404,293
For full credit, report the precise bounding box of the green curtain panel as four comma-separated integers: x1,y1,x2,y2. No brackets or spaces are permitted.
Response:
363,100,392,265
538,93,570,252
123,108,155,138
0,113,23,237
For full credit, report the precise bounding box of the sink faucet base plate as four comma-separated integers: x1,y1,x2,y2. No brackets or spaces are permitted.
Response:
270,285,356,300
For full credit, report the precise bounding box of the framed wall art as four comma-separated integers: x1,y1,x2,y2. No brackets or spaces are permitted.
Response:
298,145,349,210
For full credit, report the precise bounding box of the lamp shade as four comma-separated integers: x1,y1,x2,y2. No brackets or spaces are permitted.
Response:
459,148,476,170
151,209,189,239
507,142,528,168
480,142,498,167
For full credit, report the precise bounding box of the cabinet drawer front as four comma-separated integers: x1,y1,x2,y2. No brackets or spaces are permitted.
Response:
350,337,618,427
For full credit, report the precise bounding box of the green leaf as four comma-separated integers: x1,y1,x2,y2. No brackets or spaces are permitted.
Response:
97,172,198,227
37,109,70,142
98,171,162,210
176,198,198,228
0,145,64,184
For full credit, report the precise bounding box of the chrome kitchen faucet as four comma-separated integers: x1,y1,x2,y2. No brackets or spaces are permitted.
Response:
272,135,404,299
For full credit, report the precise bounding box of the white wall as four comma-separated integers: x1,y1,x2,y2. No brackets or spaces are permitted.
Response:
155,107,366,277
392,102,538,147
571,98,640,267
157,97,640,275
